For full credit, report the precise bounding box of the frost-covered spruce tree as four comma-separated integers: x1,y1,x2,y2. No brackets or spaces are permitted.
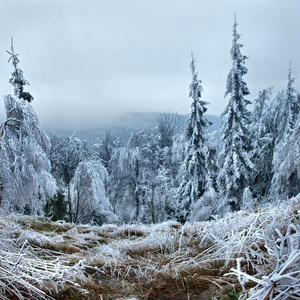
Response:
272,62,299,143
217,17,253,211
0,41,56,213
176,54,211,223
251,87,274,199
271,115,300,200
6,38,33,103
271,65,300,200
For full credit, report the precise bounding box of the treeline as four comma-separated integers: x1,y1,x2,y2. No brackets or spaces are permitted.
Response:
0,21,299,225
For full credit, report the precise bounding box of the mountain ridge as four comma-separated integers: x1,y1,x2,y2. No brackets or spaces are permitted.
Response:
46,112,220,143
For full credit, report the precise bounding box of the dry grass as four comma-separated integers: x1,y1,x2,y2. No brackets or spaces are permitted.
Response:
0,194,300,299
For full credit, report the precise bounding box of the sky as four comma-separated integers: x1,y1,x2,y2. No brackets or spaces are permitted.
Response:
0,0,299,131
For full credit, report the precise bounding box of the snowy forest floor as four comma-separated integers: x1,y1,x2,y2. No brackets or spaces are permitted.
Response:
1,195,300,300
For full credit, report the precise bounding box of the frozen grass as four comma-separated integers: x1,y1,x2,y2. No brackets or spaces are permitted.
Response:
228,215,300,299
0,195,299,299
0,216,86,299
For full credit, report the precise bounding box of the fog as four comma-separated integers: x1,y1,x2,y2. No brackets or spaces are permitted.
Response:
0,0,299,130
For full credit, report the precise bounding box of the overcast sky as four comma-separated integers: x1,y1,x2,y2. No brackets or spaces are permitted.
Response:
0,0,299,130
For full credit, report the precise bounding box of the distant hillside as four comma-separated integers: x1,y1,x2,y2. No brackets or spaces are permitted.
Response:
48,112,220,143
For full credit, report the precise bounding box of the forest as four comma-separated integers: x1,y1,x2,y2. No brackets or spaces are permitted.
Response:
0,21,299,226
0,19,300,300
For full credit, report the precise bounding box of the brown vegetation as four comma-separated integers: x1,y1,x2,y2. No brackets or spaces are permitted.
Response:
1,195,300,299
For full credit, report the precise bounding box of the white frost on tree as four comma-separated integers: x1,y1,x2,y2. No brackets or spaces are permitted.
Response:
0,95,56,214
217,17,253,211
272,62,299,143
251,87,274,199
270,63,300,200
6,38,33,102
188,185,217,222
70,160,117,224
151,167,175,223
177,54,211,223
271,110,300,200
0,41,55,213
109,146,142,222
50,133,86,221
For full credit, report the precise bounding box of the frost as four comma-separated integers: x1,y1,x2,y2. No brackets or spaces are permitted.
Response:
217,17,253,211
0,95,56,214
0,216,86,299
0,195,299,297
176,54,212,222
70,160,117,224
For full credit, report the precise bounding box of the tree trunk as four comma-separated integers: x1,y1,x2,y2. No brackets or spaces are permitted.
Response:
151,183,155,223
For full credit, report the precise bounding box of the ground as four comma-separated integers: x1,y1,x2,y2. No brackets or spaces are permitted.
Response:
0,195,299,299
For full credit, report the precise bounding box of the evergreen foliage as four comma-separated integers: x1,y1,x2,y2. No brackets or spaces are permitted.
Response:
6,38,33,102
217,17,253,211
251,87,274,199
45,189,67,221
271,64,300,199
177,54,211,222
271,63,298,144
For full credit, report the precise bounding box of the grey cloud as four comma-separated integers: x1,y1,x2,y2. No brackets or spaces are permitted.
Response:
0,0,299,130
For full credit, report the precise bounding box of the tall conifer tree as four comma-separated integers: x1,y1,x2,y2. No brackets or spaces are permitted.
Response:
217,17,253,211
251,88,274,198
0,40,55,213
272,62,298,143
177,54,210,222
271,63,300,199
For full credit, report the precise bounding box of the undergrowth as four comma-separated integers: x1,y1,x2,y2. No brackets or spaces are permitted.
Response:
0,194,299,299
